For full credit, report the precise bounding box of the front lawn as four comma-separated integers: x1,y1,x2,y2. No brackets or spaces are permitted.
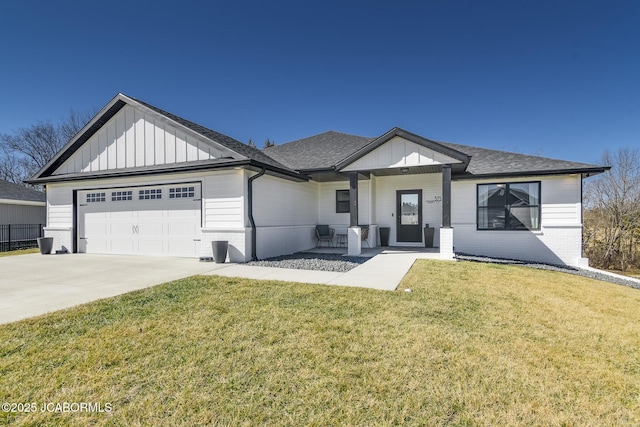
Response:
0,248,39,257
1,260,639,426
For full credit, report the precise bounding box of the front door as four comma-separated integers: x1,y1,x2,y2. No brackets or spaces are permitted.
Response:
396,190,422,243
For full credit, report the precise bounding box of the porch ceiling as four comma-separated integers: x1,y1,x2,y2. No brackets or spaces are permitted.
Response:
305,163,466,182
370,165,442,176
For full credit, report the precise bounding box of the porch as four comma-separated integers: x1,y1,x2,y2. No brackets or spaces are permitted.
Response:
306,245,443,259
308,128,467,258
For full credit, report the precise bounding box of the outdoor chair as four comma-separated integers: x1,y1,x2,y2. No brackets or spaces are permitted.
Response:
360,225,370,248
315,225,335,248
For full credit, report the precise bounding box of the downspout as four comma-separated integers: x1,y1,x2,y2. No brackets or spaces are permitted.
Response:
248,167,266,261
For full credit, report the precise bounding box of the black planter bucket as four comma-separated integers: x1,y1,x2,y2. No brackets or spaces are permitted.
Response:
379,227,390,247
212,240,228,263
37,237,54,255
424,226,435,248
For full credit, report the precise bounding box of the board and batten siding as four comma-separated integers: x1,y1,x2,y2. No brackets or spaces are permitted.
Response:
54,105,224,175
342,136,461,171
450,174,584,266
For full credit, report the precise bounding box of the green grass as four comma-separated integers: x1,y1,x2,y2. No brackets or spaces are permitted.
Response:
1,260,639,426
0,247,38,257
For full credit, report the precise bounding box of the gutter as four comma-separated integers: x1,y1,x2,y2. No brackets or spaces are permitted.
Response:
247,167,266,261
451,166,611,181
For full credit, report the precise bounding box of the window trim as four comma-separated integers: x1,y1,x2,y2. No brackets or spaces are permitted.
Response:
336,189,350,213
476,181,541,231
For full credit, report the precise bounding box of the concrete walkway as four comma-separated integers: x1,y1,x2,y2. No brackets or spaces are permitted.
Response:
204,248,449,291
0,249,448,324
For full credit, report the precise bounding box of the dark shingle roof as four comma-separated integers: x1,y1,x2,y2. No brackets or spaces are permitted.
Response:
0,180,46,203
263,131,374,170
131,96,293,172
438,141,606,177
267,130,607,177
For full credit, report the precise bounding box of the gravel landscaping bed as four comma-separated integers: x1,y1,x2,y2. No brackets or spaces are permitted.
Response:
456,253,640,290
248,252,370,272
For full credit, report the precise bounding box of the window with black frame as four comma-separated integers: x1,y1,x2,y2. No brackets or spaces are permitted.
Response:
477,182,540,230
336,190,350,213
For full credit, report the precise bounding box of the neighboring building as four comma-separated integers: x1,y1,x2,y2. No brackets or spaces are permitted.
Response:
0,179,46,224
0,179,46,250
27,93,609,266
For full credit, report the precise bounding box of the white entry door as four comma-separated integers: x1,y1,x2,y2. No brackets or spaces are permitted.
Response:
78,183,201,257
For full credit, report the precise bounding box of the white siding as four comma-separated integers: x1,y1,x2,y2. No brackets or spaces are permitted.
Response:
203,170,245,229
53,105,225,175
343,136,461,172
252,174,318,227
372,173,443,246
46,184,73,227
451,175,584,265
317,180,370,232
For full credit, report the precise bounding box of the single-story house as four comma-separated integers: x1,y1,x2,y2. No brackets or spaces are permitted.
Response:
0,179,46,224
0,179,46,250
27,93,609,266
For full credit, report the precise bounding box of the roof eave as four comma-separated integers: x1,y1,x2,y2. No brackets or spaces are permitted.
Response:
25,158,307,185
0,198,46,206
452,166,611,181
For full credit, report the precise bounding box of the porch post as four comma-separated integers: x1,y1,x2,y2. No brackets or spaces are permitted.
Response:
348,171,361,255
442,165,451,228
440,165,454,259
349,172,358,227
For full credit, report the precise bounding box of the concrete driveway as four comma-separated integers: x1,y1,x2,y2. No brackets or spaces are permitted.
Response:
0,253,226,325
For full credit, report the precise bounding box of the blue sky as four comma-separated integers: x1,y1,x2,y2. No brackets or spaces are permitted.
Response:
1,0,638,164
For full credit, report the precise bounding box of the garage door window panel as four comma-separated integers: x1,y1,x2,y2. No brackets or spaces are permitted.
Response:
139,189,162,200
87,192,106,203
169,186,195,199
112,191,133,201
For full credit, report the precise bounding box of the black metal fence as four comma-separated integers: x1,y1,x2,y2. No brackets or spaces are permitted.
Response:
0,224,44,252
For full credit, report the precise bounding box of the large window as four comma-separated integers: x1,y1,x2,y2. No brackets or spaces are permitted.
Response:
336,190,350,213
477,182,540,230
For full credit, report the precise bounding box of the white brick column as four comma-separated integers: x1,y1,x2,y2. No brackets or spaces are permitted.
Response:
348,226,361,256
440,227,454,259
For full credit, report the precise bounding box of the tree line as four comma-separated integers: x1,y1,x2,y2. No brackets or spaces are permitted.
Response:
0,110,92,186
583,148,640,272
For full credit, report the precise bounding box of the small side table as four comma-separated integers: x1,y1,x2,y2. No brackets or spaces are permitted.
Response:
336,233,347,248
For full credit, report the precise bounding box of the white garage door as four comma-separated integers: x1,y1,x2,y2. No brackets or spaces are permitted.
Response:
78,183,201,257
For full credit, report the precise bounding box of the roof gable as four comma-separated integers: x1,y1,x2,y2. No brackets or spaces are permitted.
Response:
337,128,470,171
53,103,228,176
341,134,465,172
30,93,296,182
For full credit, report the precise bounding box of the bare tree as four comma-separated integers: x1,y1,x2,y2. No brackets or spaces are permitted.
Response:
583,148,640,271
0,109,92,186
